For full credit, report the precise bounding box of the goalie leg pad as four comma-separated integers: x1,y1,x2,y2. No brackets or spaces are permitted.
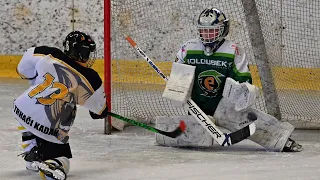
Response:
155,115,214,147
214,98,294,151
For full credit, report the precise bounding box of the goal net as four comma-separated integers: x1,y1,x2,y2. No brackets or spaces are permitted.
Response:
107,0,320,129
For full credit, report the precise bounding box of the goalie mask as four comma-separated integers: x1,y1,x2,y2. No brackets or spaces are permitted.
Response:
197,8,230,55
63,31,97,67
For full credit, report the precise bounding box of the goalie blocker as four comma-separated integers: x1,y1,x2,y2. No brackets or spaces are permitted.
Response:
162,62,195,108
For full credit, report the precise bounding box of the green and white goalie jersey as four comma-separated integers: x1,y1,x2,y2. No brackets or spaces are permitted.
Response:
175,38,252,115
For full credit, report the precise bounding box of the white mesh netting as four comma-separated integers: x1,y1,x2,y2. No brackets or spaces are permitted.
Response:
110,0,320,129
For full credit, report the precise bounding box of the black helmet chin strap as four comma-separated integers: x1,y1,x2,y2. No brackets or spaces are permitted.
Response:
78,53,84,62
204,46,213,56
203,39,225,56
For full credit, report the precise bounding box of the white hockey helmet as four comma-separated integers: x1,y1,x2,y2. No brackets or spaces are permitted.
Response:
197,8,230,50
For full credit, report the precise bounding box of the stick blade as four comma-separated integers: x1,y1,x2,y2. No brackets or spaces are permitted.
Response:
179,120,186,132
161,120,186,138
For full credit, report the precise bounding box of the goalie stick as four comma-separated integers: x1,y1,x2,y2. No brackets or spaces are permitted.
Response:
108,112,186,138
125,36,256,146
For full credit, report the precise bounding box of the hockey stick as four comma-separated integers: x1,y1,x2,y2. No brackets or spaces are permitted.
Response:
125,36,256,146
108,112,186,138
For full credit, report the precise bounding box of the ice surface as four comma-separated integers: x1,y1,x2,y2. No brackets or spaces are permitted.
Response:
0,78,320,180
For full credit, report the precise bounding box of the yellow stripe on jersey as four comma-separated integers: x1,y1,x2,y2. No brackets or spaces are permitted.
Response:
21,143,30,149
98,104,108,115
39,171,46,180
17,126,26,130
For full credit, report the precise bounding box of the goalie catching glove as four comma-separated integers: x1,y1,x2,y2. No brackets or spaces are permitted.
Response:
222,77,259,111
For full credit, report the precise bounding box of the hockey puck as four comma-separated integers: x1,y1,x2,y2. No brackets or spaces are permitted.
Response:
247,112,257,121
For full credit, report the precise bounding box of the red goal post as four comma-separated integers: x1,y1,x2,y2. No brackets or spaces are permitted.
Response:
104,0,112,134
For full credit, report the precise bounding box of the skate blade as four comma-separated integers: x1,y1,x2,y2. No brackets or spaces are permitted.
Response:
34,161,66,180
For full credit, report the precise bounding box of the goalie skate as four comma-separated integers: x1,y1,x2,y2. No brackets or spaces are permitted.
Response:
35,160,66,180
282,138,303,152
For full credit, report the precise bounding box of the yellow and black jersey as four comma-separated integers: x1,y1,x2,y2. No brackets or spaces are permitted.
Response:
13,46,107,144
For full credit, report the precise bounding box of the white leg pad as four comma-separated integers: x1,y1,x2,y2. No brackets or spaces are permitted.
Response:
155,115,214,147
214,98,294,151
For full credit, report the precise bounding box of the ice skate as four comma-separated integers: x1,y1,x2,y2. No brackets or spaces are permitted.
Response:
19,146,41,162
282,138,303,152
25,161,39,172
35,160,67,180
18,146,41,171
